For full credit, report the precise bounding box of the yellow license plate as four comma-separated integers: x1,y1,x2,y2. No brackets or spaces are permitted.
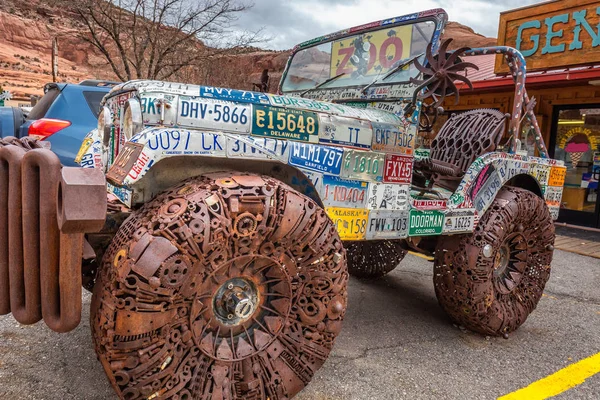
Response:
326,207,369,240
548,166,567,187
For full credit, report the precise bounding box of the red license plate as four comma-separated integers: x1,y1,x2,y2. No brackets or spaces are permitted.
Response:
383,154,413,184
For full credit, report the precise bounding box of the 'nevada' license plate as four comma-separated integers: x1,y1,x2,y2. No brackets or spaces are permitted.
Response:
289,142,344,174
326,207,369,240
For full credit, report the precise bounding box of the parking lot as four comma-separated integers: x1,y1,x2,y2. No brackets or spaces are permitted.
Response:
0,249,598,399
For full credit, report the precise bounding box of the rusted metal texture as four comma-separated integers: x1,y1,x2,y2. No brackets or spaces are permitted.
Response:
429,109,507,173
58,167,108,233
91,172,348,399
411,39,479,108
0,141,107,332
433,187,554,336
345,240,407,279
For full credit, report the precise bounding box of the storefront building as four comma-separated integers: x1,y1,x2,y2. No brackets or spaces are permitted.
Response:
441,0,600,228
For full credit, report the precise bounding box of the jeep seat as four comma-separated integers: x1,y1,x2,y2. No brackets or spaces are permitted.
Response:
414,109,508,191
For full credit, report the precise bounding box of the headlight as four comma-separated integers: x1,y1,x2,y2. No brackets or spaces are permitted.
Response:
122,98,143,141
99,106,113,147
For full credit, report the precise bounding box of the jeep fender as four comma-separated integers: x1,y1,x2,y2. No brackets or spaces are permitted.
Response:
102,127,323,207
448,152,565,219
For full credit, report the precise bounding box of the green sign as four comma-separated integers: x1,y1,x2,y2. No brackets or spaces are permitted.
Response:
409,210,445,236
252,104,318,142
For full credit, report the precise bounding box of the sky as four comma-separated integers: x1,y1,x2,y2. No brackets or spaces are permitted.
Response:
235,0,546,50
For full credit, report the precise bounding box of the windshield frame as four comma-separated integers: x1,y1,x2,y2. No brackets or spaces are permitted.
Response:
279,9,448,97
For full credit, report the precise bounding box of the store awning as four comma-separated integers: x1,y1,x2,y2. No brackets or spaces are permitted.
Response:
456,54,600,90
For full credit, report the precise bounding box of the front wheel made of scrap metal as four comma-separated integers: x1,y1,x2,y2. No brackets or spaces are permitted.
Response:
345,240,407,279
90,172,348,399
433,187,554,336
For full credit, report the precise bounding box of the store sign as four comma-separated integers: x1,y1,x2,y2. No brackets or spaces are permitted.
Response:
495,0,600,73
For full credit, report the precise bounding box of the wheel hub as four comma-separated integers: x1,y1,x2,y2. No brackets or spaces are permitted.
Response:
492,233,528,295
213,277,258,325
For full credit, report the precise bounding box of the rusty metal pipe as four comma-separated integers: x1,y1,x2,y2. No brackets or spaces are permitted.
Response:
0,146,26,316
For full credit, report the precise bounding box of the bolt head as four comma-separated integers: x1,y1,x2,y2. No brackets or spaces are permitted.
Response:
482,244,494,258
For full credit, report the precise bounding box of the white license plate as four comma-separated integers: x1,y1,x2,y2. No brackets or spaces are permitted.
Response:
367,183,410,210
177,96,251,133
341,149,384,181
227,136,290,160
321,175,368,208
366,210,409,239
318,114,372,149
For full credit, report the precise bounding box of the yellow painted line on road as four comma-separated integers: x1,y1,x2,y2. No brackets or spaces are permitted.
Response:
498,352,600,400
407,251,434,261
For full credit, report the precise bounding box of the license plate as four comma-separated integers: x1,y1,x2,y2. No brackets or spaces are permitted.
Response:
412,199,447,210
473,172,503,212
321,175,368,208
326,207,369,240
106,142,145,185
367,183,410,210
366,210,409,239
409,210,445,236
341,149,384,181
371,122,415,154
252,105,319,142
177,97,251,133
289,142,344,174
548,166,566,187
146,130,226,157
529,164,550,185
443,210,475,233
383,154,413,184
227,136,290,160
318,114,372,149
200,86,270,104
544,185,562,206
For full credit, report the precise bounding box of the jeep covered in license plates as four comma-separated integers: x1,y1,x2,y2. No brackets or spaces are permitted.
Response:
0,8,565,399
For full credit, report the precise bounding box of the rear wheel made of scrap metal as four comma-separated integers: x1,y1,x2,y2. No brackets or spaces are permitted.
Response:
345,240,407,279
433,187,554,336
91,172,348,399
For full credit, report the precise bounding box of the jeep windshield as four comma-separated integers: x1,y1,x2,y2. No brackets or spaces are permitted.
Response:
281,20,436,94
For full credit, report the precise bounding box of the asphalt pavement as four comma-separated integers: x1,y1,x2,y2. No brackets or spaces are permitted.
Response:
0,249,598,399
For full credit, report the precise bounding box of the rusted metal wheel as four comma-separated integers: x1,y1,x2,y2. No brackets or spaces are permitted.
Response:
91,172,348,399
345,240,407,279
433,187,554,336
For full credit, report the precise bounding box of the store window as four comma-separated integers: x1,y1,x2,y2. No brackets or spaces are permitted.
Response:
551,106,600,227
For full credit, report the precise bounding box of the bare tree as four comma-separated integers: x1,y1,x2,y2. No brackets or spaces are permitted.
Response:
53,0,261,82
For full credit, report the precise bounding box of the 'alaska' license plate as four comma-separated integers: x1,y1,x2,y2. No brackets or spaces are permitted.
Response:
326,207,369,240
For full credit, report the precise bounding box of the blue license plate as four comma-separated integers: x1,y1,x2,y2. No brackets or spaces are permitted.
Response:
289,142,343,175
